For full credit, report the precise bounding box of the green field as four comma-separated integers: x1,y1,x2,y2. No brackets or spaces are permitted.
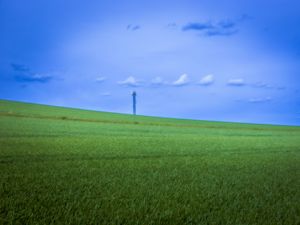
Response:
0,99,299,225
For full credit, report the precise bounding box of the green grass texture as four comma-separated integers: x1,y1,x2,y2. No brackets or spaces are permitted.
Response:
0,99,299,225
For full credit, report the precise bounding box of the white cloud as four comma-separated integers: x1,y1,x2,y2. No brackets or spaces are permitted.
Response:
252,82,271,88
151,76,165,85
198,74,214,85
100,92,111,96
118,76,140,87
227,78,245,86
251,82,286,90
248,97,272,103
172,74,189,86
95,76,106,82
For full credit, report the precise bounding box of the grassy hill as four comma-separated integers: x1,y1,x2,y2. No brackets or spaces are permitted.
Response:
0,99,299,224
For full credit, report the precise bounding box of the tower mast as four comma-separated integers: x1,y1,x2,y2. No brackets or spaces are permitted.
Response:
132,91,137,115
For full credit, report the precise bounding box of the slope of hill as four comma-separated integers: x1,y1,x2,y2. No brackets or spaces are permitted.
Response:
0,99,299,224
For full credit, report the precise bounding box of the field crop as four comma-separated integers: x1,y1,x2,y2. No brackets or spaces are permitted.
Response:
0,99,299,224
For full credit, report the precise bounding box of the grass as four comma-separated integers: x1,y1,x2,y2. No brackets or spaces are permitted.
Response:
0,99,299,225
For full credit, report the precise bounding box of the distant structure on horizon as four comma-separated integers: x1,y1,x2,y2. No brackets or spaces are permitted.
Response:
132,91,137,115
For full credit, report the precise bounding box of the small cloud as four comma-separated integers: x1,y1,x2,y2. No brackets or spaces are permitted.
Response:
132,25,141,31
118,76,141,87
100,92,111,96
251,82,286,90
95,77,106,83
11,63,30,72
166,23,177,29
15,73,53,83
205,29,238,37
238,14,253,22
198,74,214,86
182,19,238,37
11,63,54,83
276,86,286,90
227,78,245,86
248,97,272,103
182,22,213,31
252,82,272,88
127,24,141,31
172,74,189,86
151,76,165,85
218,20,236,29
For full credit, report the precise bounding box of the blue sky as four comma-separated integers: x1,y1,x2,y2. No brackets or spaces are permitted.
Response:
1,0,300,125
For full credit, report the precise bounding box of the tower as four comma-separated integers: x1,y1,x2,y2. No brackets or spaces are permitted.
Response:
132,91,137,115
